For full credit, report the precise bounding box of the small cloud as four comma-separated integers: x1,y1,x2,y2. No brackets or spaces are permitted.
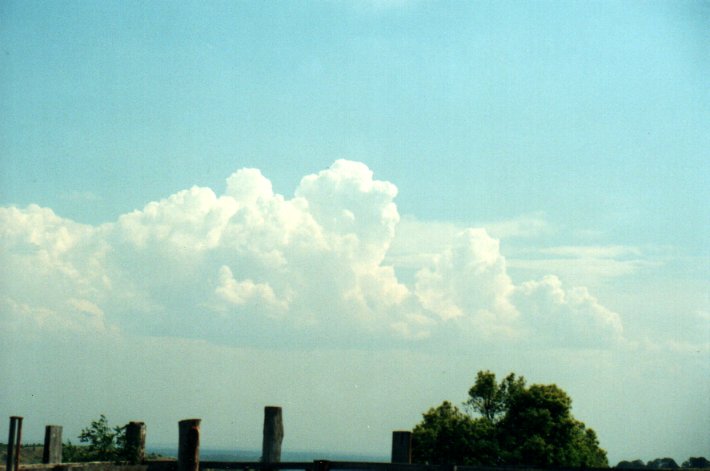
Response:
68,298,104,317
1,296,113,335
509,257,652,279
508,244,659,283
540,245,642,259
481,212,553,239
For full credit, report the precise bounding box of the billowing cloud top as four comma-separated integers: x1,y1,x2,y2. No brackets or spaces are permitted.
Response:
0,160,622,348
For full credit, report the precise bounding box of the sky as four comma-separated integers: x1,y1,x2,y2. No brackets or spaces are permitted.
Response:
1,0,708,465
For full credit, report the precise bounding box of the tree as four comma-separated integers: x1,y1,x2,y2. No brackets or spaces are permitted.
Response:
64,415,128,462
465,370,525,423
501,382,608,467
566,421,609,468
412,401,501,466
647,458,679,469
412,370,609,467
617,459,647,468
682,457,710,469
412,401,476,465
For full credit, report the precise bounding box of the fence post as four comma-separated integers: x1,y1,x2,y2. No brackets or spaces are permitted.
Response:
125,421,146,464
391,431,412,464
261,406,284,463
6,416,23,471
178,419,201,471
42,425,63,464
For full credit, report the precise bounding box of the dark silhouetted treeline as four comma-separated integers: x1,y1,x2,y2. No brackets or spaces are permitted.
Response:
616,457,710,469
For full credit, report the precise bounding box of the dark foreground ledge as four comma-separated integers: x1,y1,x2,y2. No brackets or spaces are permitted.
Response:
0,461,628,471
0,460,175,471
9,461,694,471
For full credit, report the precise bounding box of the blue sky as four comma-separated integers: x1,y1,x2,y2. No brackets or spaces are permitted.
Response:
1,0,708,465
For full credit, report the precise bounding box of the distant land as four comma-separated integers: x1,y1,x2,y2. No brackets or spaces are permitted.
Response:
0,444,44,464
0,444,387,465
148,447,389,463
2,444,709,469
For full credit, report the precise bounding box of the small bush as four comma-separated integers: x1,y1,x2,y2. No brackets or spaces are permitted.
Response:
64,415,129,463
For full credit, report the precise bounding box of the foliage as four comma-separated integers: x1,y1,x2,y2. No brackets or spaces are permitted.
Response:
682,458,710,469
412,401,471,465
63,415,128,462
617,460,649,468
62,440,84,463
412,370,609,467
617,457,710,469
647,458,680,469
464,371,525,423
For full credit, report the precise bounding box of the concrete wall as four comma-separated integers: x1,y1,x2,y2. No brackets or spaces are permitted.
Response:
0,460,176,471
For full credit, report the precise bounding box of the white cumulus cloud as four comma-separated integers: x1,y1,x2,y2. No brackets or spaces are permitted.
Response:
0,160,625,349
215,265,289,314
513,275,623,346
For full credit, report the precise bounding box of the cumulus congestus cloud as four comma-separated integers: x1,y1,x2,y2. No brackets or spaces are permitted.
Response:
0,160,622,348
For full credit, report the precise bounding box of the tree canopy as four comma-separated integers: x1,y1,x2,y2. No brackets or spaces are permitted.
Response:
682,458,710,469
412,370,608,467
63,415,129,463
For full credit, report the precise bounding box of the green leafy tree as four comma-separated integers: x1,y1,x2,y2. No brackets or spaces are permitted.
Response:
566,421,609,467
64,415,128,462
499,383,578,466
412,401,475,465
464,371,525,422
411,401,500,466
465,370,502,421
412,370,609,467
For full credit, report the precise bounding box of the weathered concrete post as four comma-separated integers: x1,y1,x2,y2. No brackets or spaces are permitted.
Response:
178,419,201,471
391,431,412,464
125,421,146,464
6,416,23,471
6,417,17,471
42,425,63,464
261,406,284,463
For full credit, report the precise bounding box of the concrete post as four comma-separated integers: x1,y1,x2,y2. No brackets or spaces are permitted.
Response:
391,431,412,464
6,417,18,471
178,419,201,471
6,416,23,471
42,425,63,464
261,406,284,463
125,421,146,464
